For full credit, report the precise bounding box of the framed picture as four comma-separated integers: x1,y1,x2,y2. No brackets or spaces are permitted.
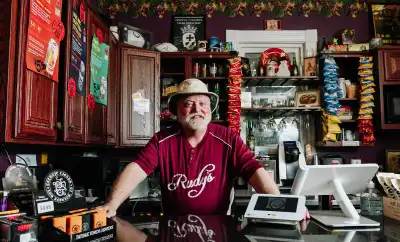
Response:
369,3,400,45
171,16,206,51
385,150,400,173
264,20,281,31
304,57,317,76
295,90,321,107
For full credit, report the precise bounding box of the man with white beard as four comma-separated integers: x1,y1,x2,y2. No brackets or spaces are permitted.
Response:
98,79,308,219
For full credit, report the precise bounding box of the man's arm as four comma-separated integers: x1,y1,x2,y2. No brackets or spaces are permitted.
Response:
248,167,280,194
98,135,159,217
106,162,148,211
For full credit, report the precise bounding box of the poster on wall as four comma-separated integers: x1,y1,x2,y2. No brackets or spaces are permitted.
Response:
370,4,400,45
26,0,65,82
171,16,205,51
90,35,109,106
69,3,87,96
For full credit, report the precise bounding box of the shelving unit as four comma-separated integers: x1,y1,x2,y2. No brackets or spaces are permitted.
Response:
319,51,370,58
242,107,321,116
159,52,231,126
316,141,375,148
242,76,319,87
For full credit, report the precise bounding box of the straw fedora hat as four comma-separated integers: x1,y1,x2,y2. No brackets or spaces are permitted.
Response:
167,78,219,115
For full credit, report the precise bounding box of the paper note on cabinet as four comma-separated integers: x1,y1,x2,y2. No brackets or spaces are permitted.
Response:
133,99,150,115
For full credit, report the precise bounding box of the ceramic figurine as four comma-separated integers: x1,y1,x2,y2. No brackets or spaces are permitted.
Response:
197,40,207,52
276,60,291,77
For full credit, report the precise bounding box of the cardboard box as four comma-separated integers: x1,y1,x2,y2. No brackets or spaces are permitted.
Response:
383,197,400,221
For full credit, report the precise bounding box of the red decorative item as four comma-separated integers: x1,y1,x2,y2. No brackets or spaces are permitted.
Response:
87,94,95,111
52,19,65,41
260,48,291,69
227,56,243,134
68,78,77,98
80,3,85,22
96,28,104,44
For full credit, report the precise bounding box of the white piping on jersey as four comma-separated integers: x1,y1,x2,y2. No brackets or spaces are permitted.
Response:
209,132,232,149
159,131,180,143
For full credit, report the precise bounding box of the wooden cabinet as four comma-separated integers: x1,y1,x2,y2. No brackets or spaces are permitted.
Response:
384,50,400,81
106,36,119,145
119,47,160,146
0,0,58,143
84,10,108,144
61,0,86,143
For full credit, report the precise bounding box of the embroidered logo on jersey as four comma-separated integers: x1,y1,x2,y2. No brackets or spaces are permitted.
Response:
167,164,215,198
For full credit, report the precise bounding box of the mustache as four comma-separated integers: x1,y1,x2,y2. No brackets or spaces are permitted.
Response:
186,113,205,120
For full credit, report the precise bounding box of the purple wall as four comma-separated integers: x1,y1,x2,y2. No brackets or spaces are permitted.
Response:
114,12,400,167
115,12,371,44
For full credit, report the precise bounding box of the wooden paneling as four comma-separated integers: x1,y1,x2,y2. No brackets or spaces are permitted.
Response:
106,35,118,145
384,50,400,82
85,10,107,144
14,0,58,141
62,0,86,143
120,48,160,146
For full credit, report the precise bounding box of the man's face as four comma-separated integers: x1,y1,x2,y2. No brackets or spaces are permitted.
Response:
177,94,212,131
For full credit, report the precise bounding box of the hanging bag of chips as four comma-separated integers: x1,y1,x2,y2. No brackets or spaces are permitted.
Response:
357,56,375,145
227,57,243,133
322,56,342,142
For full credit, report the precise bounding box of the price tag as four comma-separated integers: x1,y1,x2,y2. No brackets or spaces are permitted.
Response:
37,201,54,214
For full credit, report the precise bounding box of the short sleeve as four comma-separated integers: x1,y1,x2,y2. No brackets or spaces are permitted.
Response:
231,132,263,181
133,134,159,175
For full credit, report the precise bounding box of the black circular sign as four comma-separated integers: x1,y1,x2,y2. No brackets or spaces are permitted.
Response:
44,170,74,204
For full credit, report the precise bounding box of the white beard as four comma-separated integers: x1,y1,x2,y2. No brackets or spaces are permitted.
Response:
180,113,211,131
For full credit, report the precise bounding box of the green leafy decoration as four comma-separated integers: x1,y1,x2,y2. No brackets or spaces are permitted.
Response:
94,0,370,19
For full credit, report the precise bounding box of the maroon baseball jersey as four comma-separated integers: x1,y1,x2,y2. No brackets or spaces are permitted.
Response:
134,123,263,215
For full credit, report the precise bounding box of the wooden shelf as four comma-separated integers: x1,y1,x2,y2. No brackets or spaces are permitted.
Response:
242,76,319,87
316,141,375,147
198,77,227,80
241,107,321,116
161,72,185,76
339,119,356,123
319,51,370,58
161,119,226,123
339,98,358,101
161,52,231,59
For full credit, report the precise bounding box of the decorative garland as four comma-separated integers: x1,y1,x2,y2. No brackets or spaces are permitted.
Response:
96,0,369,19
227,56,243,134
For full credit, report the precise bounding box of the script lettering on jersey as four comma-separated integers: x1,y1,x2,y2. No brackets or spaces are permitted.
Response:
167,164,215,198
168,214,215,242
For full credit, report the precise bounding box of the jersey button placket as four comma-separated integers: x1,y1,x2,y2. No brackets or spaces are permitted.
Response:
189,149,195,165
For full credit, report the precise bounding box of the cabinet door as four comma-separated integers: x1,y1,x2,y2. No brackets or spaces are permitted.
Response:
106,35,118,145
384,50,400,81
14,0,58,142
120,48,160,146
85,10,108,144
62,0,85,143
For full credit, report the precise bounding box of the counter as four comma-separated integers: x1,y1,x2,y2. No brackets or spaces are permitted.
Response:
111,214,400,242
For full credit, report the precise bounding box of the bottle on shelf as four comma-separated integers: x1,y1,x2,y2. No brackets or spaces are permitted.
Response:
209,63,217,77
201,64,207,77
360,181,383,216
193,63,199,77
291,57,299,76
246,120,256,154
212,105,220,120
250,61,257,77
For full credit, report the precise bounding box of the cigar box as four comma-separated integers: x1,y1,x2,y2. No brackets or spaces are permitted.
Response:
383,197,400,221
0,214,38,242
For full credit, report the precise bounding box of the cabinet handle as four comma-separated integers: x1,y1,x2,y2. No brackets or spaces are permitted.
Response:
55,122,63,130
68,125,75,131
105,132,115,139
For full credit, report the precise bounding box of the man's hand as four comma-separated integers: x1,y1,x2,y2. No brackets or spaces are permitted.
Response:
96,203,117,218
304,207,310,220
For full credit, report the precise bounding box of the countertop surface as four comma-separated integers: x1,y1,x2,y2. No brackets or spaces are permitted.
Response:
112,214,400,242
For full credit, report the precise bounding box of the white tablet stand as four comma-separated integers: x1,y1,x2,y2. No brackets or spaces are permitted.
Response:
291,164,380,228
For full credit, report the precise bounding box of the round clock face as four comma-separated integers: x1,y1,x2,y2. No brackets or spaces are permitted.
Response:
44,170,74,203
